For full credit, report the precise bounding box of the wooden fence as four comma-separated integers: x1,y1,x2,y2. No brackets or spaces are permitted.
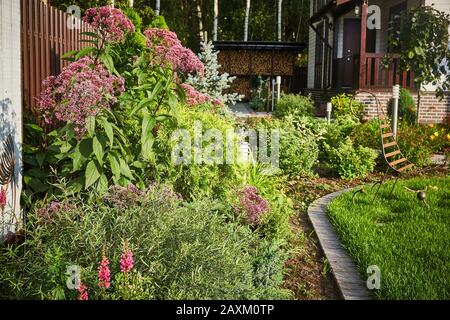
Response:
21,0,93,113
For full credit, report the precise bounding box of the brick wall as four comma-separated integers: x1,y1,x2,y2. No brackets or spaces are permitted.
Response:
354,91,450,125
305,89,450,125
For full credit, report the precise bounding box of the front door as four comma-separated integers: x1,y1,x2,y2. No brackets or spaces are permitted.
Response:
342,19,361,88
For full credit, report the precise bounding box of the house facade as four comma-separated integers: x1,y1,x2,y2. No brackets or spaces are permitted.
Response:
307,0,450,124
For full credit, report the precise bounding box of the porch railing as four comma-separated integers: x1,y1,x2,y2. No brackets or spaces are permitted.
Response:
361,53,415,90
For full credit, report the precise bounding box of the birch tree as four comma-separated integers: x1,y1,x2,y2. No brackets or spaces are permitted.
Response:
155,0,160,15
213,0,219,41
278,0,283,41
244,0,250,41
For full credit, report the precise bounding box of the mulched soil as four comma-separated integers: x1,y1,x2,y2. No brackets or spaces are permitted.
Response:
281,165,448,300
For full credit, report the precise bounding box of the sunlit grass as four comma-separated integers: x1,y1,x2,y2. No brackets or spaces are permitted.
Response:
328,176,450,300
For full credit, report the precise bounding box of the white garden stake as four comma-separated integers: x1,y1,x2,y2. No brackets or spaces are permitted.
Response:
276,76,281,102
326,102,332,124
271,79,276,112
392,85,400,138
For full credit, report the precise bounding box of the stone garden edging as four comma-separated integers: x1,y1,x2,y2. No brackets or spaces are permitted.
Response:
307,188,373,300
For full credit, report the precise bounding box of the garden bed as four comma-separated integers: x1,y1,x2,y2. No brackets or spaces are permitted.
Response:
327,175,450,300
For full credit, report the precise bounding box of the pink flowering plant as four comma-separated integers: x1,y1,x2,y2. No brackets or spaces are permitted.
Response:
80,240,153,300
24,6,209,198
233,186,270,226
143,28,204,76
37,56,125,137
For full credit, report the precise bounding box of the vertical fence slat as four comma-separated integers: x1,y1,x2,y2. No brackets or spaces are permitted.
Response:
21,1,92,114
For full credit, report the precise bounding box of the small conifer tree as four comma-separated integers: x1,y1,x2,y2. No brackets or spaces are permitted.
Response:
187,41,243,105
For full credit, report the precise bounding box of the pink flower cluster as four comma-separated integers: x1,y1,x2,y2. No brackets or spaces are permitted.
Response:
180,83,213,106
83,6,135,43
37,57,125,138
36,201,75,223
143,28,204,76
233,186,269,226
98,248,111,289
77,283,89,301
0,187,6,211
104,184,147,209
119,240,134,274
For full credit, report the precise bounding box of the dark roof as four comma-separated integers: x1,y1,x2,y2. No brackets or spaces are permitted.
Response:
213,41,305,51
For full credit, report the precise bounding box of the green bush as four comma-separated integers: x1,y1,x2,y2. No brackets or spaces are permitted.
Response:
250,96,267,112
0,186,291,300
350,118,380,150
388,88,417,124
274,94,314,118
330,93,364,119
326,137,378,179
258,117,319,177
316,115,360,162
153,104,244,199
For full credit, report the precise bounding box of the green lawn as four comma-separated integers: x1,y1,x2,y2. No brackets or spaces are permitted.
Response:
327,176,450,300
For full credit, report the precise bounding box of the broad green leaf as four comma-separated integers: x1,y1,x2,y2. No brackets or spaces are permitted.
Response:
79,138,93,158
71,147,85,172
75,46,95,60
97,174,109,194
36,153,46,167
167,92,178,110
130,82,163,116
81,31,99,38
25,123,44,133
101,53,119,76
108,153,121,180
61,50,79,61
85,160,101,189
93,136,104,165
29,178,50,193
99,118,114,146
119,158,133,180
86,116,96,137
141,115,156,159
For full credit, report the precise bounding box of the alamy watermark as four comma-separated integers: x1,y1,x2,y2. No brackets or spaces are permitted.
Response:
366,265,381,290
171,121,280,174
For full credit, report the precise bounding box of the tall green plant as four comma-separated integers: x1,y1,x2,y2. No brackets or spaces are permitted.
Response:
385,6,450,122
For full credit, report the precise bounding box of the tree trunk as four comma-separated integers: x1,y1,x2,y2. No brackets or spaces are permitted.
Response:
244,0,250,41
278,0,283,42
155,0,160,16
196,0,205,43
129,0,134,7
213,0,219,41
296,0,304,41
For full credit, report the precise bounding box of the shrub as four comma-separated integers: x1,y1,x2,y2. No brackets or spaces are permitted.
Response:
273,94,314,118
396,122,448,167
350,118,380,150
330,93,364,119
0,186,291,300
388,88,417,124
250,96,267,111
153,104,243,199
258,117,319,177
319,115,360,161
326,137,378,179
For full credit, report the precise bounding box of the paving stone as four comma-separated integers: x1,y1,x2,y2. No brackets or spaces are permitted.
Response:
307,188,373,300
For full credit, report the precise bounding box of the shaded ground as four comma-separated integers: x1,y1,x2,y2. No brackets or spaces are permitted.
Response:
281,165,448,300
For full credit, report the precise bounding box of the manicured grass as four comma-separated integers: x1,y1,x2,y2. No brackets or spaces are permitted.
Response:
327,176,450,300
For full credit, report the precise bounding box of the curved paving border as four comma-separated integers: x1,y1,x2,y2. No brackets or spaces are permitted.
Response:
308,188,373,300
